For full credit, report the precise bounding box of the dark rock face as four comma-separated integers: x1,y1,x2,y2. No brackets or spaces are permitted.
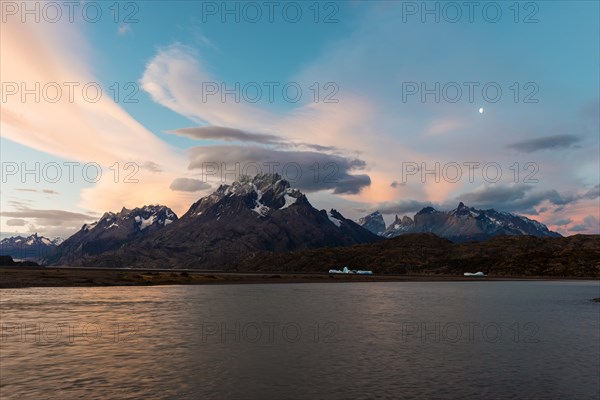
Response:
358,211,386,235
372,203,561,242
44,205,177,265
0,233,61,261
48,174,380,268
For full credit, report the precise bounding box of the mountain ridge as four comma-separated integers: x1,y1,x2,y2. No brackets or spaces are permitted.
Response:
44,205,178,265
0,233,63,261
359,203,561,242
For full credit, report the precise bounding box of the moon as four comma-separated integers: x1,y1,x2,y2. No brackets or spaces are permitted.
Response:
479,107,484,114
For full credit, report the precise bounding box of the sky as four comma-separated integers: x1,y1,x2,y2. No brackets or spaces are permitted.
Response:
1,0,599,239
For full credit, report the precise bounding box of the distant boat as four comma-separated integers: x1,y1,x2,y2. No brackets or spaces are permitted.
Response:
464,272,486,277
329,266,373,275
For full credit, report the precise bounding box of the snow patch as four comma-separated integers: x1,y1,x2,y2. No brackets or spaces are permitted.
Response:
139,215,156,230
251,184,270,216
327,211,342,227
253,184,263,200
280,194,298,209
84,221,98,231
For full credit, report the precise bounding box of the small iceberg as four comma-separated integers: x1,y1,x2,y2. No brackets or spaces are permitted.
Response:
464,272,486,277
329,266,373,275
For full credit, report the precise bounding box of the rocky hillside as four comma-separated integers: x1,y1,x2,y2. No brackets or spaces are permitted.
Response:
235,234,600,277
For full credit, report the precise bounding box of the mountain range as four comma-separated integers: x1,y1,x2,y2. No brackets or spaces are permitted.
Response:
0,233,63,261
358,202,561,242
43,205,178,265
2,174,567,270
43,174,379,268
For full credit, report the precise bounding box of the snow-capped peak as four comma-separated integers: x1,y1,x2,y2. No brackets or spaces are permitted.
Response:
80,205,178,233
0,233,60,248
188,174,304,218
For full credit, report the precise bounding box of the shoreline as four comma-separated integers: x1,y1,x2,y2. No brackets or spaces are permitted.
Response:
1,266,598,289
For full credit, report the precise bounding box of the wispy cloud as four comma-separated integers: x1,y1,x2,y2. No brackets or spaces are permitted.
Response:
14,188,59,194
6,219,27,226
1,208,96,226
170,126,343,153
171,126,283,145
374,200,436,215
456,184,599,214
506,134,582,153
169,178,211,192
118,24,132,36
570,215,600,233
552,218,572,226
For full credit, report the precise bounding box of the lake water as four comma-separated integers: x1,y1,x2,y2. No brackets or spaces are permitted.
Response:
1,281,598,399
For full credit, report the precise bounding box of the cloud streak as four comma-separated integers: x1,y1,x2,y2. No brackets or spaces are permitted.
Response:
374,200,436,215
169,178,211,192
456,184,599,214
6,219,26,227
1,208,96,226
570,215,599,233
171,126,283,145
506,134,582,153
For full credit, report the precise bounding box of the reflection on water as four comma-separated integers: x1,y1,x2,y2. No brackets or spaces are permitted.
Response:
1,282,599,399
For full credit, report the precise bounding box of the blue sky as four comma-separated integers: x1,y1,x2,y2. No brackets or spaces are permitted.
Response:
1,1,599,238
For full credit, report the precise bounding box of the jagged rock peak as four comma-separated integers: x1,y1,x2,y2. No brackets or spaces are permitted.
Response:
357,210,386,235
217,173,292,197
416,206,437,215
401,216,414,225
82,205,177,231
187,173,305,219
